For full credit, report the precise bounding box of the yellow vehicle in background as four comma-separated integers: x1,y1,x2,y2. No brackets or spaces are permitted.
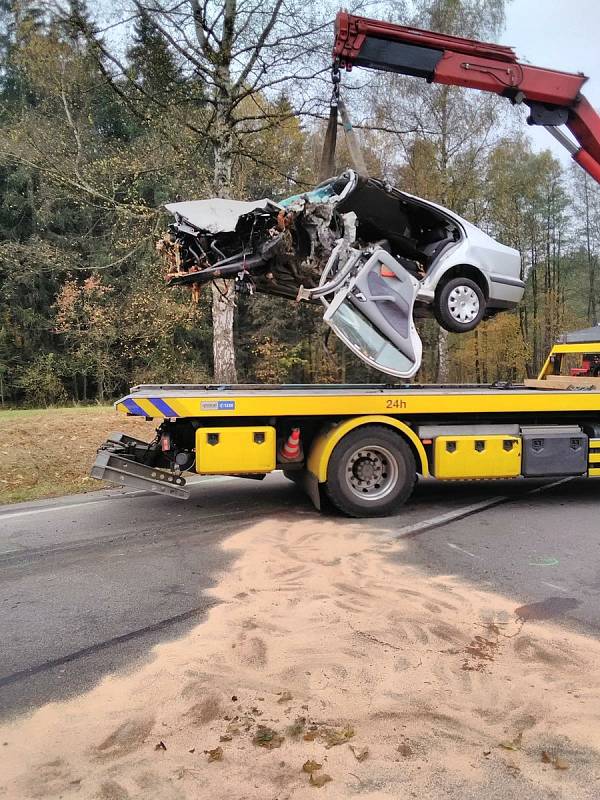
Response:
92,328,600,517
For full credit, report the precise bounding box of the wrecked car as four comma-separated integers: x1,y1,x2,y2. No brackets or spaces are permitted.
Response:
158,171,523,379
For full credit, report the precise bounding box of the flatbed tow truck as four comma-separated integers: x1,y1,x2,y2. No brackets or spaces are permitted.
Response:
91,328,600,517
91,14,600,517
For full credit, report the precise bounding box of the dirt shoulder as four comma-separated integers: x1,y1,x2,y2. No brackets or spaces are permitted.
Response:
1,514,599,799
0,407,150,504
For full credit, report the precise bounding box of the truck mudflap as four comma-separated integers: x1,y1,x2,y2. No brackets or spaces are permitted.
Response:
90,432,189,499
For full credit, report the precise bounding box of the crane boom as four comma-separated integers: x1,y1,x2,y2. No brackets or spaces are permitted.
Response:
333,12,600,184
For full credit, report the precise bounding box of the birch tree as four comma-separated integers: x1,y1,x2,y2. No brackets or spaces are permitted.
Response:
67,0,369,382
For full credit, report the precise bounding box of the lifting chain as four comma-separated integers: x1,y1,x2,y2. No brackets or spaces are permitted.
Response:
331,61,341,107
318,60,342,182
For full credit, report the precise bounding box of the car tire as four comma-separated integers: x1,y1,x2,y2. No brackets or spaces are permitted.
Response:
434,276,485,333
324,425,416,518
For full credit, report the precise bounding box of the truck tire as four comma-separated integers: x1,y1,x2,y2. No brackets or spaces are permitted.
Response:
434,276,485,333
324,425,416,517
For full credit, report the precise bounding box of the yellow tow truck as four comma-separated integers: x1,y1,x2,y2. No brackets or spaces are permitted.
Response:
91,327,600,517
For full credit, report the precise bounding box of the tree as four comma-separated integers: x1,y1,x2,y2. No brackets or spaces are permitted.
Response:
367,0,511,381
67,0,371,382
571,167,600,325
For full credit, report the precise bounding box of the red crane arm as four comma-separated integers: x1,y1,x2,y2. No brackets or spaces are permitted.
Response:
333,12,600,184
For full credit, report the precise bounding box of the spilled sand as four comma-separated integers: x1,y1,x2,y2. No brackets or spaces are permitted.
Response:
1,514,600,799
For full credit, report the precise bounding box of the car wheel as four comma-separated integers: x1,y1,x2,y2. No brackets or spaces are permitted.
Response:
434,276,485,333
324,425,416,518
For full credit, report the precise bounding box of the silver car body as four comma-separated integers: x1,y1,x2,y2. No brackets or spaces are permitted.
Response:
403,193,524,310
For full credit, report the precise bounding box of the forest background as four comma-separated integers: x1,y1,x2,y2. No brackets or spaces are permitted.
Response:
1,0,598,407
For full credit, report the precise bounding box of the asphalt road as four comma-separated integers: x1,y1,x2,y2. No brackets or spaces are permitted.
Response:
0,473,598,720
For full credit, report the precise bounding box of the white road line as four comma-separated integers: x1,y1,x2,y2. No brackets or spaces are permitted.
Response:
390,496,508,539
527,476,575,494
0,476,238,522
0,499,112,522
541,581,569,593
446,542,479,558
389,476,576,541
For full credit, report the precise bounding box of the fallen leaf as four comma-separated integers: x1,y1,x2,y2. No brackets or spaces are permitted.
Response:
323,724,354,749
278,691,293,704
302,759,322,774
188,748,195,754
253,726,284,749
205,746,223,762
154,741,167,751
286,717,306,738
554,757,570,770
310,773,332,788
499,732,523,751
349,745,369,762
483,750,491,757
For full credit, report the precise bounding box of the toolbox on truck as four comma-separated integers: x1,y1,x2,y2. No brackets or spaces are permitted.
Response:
432,434,522,479
520,426,588,477
196,426,276,474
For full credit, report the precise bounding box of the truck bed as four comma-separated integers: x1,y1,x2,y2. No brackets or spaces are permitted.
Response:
115,382,600,419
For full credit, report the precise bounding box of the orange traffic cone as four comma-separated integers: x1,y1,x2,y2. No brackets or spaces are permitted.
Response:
280,428,302,460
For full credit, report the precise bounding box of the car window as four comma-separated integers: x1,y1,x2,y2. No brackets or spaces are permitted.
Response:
328,301,416,376
279,180,339,208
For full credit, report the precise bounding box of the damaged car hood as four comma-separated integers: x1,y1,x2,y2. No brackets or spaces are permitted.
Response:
165,197,281,234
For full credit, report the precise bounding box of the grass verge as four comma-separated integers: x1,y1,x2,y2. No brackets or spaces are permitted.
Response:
0,406,152,505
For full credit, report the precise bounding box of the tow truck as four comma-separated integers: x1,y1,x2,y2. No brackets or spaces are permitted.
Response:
91,327,600,517
91,14,600,517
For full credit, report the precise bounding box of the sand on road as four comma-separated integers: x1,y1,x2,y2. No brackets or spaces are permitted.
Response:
2,513,599,799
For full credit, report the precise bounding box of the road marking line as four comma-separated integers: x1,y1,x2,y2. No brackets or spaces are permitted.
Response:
446,542,479,558
527,476,575,494
390,496,508,539
541,581,569,593
0,499,110,521
390,476,576,541
0,476,238,521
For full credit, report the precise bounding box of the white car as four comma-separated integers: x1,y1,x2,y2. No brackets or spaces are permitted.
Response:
161,171,523,378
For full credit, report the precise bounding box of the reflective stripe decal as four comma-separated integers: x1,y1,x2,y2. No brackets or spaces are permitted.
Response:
149,397,179,417
123,398,148,416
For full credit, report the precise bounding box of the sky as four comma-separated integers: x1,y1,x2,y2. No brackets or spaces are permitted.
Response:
503,0,600,164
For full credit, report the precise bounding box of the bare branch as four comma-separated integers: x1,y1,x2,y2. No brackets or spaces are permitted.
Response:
233,0,284,92
188,0,216,57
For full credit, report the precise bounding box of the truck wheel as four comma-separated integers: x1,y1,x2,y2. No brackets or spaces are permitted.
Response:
324,425,416,517
434,276,485,333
